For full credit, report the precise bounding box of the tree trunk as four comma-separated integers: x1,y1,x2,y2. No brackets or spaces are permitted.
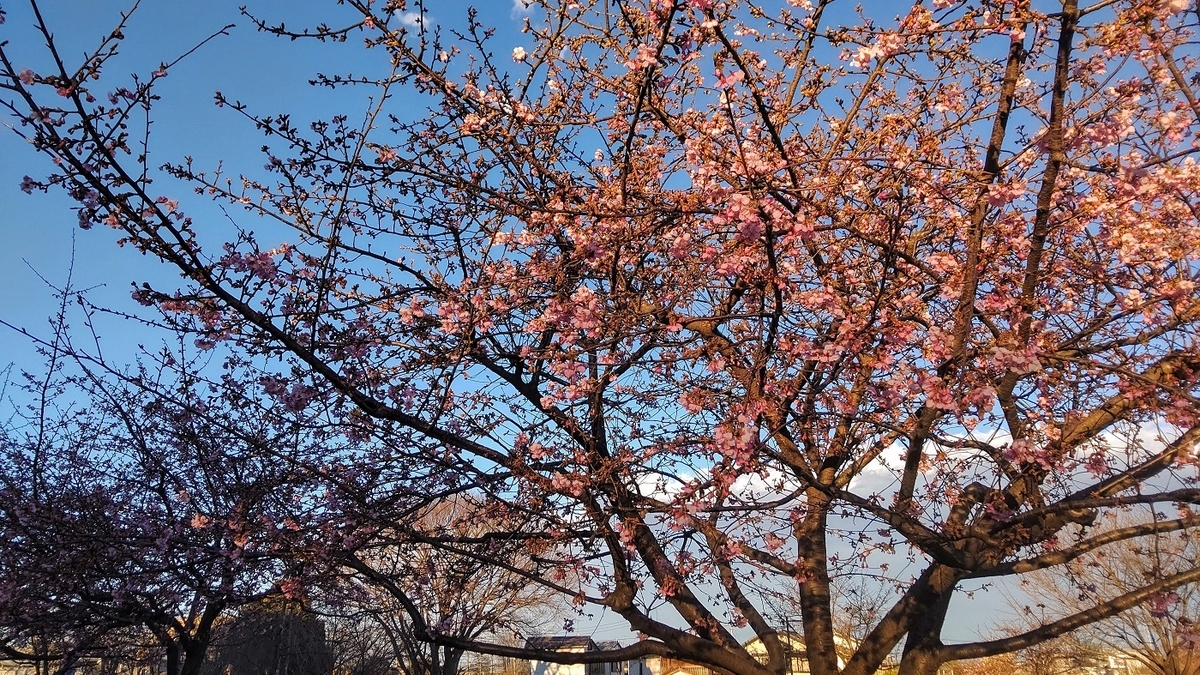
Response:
179,639,209,675
896,648,945,675
179,602,222,675
436,647,463,675
896,567,955,675
841,566,945,675
165,640,181,675
795,496,839,675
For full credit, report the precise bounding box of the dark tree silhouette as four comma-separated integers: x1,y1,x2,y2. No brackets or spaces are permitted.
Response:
201,598,333,675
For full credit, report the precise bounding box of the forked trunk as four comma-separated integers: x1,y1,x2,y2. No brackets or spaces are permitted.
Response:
896,573,953,675
436,647,464,675
896,648,945,675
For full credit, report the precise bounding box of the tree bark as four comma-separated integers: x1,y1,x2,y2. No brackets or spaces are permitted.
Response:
896,648,945,675
437,647,464,675
796,495,838,675
895,564,963,675
164,640,181,675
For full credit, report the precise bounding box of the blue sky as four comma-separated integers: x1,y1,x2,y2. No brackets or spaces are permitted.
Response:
0,0,532,364
0,0,1028,647
1,1,348,364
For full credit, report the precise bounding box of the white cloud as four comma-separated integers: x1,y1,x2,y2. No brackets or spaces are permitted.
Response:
397,10,427,27
729,466,802,501
511,0,534,16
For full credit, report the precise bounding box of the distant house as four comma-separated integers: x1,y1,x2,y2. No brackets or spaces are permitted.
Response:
635,633,839,675
526,631,864,675
525,632,1163,675
0,660,36,675
741,631,858,674
639,655,711,675
1040,650,1143,675
0,657,163,675
524,637,649,675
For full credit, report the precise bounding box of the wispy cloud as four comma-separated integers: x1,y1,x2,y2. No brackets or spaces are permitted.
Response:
397,10,428,28
511,0,534,17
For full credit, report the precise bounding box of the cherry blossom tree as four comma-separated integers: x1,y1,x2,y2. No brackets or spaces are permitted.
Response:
3,1,1200,675
0,295,332,675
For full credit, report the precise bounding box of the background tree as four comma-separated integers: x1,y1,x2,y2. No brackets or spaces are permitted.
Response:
3,1,1200,675
937,653,1020,675
322,611,396,675
0,293,330,675
1012,512,1200,675
321,496,562,675
200,598,333,675
938,634,1115,675
764,574,903,668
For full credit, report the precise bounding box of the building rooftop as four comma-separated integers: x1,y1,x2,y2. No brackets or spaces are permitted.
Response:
525,636,599,651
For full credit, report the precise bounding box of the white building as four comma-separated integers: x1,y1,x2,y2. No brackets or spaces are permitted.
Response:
524,637,649,675
526,631,861,675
